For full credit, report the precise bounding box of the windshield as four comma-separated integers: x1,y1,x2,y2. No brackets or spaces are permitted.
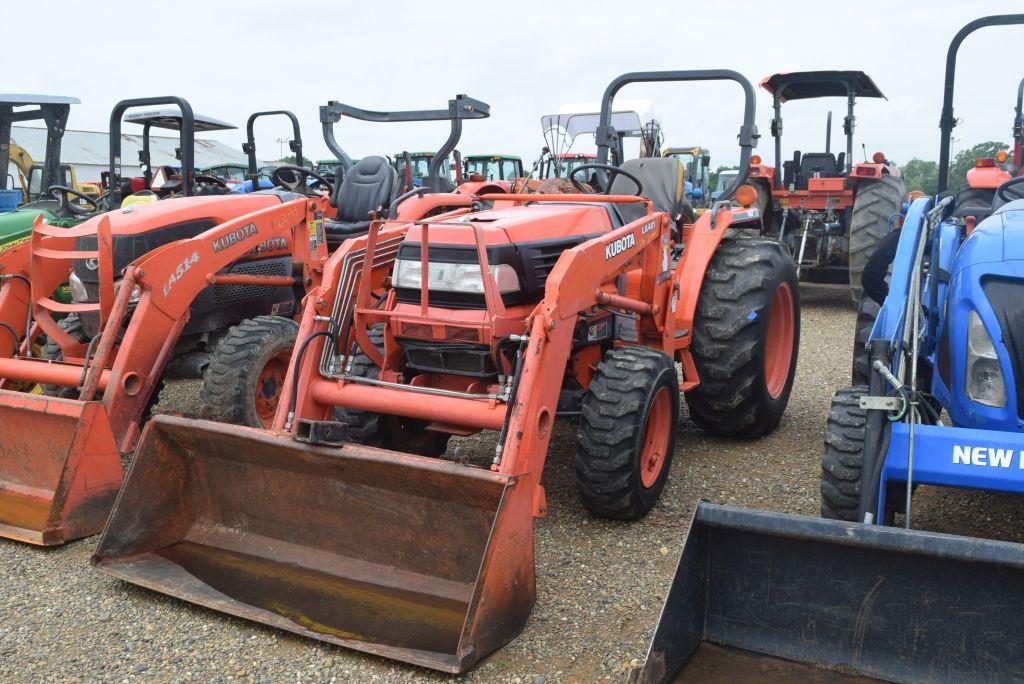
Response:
396,156,450,182
28,165,73,197
466,158,520,180
716,172,738,191
206,166,247,182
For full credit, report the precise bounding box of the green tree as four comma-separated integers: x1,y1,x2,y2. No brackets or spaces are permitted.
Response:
948,141,1009,193
900,158,938,195
710,164,739,189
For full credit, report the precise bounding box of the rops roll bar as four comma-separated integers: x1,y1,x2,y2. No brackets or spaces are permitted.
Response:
108,96,195,205
319,95,490,193
243,111,303,184
937,14,1024,193
593,70,758,203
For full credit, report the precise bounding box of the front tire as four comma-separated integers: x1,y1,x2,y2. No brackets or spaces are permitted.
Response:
685,238,800,438
575,345,678,520
820,387,868,521
200,316,298,428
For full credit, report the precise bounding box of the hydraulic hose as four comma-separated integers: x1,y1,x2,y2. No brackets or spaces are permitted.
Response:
0,274,33,353
492,335,528,467
285,329,337,431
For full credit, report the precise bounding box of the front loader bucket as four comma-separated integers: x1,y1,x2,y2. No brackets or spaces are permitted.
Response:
0,390,123,545
632,501,1024,684
92,415,535,673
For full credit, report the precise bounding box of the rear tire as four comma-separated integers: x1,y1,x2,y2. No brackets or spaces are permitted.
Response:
684,238,799,438
848,175,904,301
336,325,450,457
40,314,88,397
200,316,298,428
575,345,678,520
852,294,880,386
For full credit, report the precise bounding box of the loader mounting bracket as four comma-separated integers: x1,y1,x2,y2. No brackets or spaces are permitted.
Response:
294,419,349,446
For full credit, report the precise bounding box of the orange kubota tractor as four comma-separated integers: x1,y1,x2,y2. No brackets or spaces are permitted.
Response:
0,95,494,546
93,70,799,673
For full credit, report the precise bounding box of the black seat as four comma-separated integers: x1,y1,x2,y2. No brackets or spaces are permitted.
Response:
797,152,839,189
608,157,694,226
325,156,398,248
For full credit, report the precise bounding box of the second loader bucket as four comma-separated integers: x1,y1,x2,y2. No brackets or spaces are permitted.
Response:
0,390,123,545
631,501,1024,684
92,415,535,673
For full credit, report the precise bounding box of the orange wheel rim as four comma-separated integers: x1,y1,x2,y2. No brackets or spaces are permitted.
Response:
640,386,672,489
254,351,289,428
764,281,795,399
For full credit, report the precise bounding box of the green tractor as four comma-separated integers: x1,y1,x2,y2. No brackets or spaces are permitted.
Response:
462,153,523,181
0,95,86,254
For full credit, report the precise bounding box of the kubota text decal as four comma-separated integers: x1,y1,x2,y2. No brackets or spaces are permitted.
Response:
213,223,258,253
605,232,636,260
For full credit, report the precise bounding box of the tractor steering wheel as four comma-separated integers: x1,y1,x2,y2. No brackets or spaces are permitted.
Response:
271,165,335,196
569,163,643,196
47,185,100,216
996,175,1024,204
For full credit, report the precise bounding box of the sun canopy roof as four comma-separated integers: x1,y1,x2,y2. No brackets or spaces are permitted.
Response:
123,108,236,132
760,71,885,101
541,99,661,140
0,94,80,106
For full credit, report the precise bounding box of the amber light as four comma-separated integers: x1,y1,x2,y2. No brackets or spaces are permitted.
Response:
996,150,1010,163
734,184,758,207
750,155,762,165
872,152,886,164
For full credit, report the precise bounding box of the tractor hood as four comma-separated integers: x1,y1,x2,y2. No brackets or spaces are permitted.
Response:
403,202,617,247
395,201,621,308
71,191,302,286
954,199,1024,276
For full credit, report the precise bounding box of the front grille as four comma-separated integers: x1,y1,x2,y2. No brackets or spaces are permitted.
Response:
400,339,497,378
214,259,290,305
982,277,1024,419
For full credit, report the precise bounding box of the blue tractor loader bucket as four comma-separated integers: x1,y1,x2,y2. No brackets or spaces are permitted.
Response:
630,501,1024,684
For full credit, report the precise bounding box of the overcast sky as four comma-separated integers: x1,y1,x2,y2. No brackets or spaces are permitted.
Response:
8,1,1023,169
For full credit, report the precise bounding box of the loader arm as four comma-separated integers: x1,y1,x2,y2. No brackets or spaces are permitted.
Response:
96,196,328,452
0,240,33,360
497,205,669,511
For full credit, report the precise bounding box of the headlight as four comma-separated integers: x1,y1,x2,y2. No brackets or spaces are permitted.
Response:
68,272,89,303
392,259,521,294
966,309,1005,407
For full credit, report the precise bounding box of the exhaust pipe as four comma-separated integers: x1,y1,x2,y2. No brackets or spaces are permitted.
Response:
631,501,1024,683
92,415,536,673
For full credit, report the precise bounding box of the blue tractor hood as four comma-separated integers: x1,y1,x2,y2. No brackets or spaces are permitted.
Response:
937,198,1024,432
955,199,1024,274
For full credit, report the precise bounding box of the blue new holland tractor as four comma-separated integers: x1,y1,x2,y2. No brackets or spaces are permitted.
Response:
630,15,1024,684
821,16,1024,526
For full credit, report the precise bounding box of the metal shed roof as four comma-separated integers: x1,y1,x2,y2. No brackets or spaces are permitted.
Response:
8,126,250,170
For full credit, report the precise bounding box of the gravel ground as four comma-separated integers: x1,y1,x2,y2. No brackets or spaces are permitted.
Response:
1,286,1022,683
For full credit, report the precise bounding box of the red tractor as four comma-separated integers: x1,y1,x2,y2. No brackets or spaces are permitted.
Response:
746,71,905,300
93,70,800,673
